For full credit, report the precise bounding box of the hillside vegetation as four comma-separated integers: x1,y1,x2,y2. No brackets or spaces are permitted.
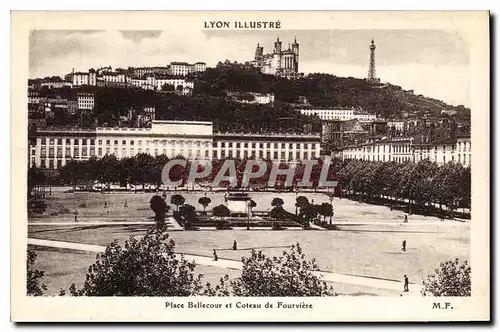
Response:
194,67,471,120
42,67,470,131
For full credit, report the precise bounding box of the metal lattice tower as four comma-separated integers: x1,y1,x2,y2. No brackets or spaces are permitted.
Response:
368,39,377,83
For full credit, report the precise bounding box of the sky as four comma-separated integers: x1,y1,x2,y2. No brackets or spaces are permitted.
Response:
29,29,470,106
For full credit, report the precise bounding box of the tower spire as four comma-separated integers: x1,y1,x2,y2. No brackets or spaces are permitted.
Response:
368,38,377,83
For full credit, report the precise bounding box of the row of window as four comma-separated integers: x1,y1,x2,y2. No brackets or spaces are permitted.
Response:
457,142,472,152
304,110,354,115
39,146,212,159
344,153,471,166
213,150,314,160
433,144,471,152
350,143,472,154
360,145,411,154
37,145,323,160
217,142,315,149
38,138,318,150
39,138,212,147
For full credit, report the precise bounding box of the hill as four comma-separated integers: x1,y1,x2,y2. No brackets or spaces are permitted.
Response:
36,67,470,133
193,67,471,120
76,86,323,133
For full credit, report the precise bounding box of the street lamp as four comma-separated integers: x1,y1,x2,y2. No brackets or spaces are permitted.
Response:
247,199,251,230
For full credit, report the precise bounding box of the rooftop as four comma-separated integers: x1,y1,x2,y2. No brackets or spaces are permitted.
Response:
153,120,213,125
298,107,359,111
214,132,320,139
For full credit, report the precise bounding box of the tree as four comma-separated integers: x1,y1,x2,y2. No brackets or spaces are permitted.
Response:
198,197,211,213
406,160,438,215
161,83,175,91
66,232,205,296
133,153,156,189
228,243,336,296
319,202,334,225
300,203,319,227
271,197,284,208
212,204,230,220
180,204,197,225
27,249,47,296
295,196,309,215
150,194,168,223
59,160,80,191
170,194,185,211
422,259,471,297
98,154,120,186
27,165,46,198
460,167,471,212
269,206,284,220
433,162,466,217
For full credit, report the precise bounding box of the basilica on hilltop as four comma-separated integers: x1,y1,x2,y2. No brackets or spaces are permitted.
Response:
250,36,300,79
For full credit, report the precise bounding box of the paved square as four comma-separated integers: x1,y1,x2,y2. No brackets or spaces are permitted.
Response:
28,190,469,296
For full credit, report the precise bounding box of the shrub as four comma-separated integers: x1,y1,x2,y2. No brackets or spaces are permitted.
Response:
184,223,200,231
58,205,70,214
27,249,47,296
421,259,471,296
271,222,285,230
29,200,47,214
216,220,232,230
209,243,336,297
64,232,205,296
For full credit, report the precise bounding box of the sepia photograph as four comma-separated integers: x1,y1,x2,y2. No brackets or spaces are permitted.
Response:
11,11,490,322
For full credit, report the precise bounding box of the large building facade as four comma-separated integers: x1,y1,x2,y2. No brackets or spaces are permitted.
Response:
252,37,299,78
65,62,205,89
298,107,377,122
342,135,471,167
29,121,322,170
212,133,320,161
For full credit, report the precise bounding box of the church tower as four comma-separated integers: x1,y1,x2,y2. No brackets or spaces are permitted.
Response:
273,36,282,71
273,36,282,54
292,36,300,72
254,43,263,61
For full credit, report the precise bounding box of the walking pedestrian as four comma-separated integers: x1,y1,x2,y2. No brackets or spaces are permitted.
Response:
404,214,408,223
74,212,78,223
402,240,406,251
104,201,107,208
213,249,218,261
404,275,409,292
232,240,238,251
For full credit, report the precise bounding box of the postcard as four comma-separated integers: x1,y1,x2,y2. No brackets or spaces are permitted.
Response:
11,10,489,322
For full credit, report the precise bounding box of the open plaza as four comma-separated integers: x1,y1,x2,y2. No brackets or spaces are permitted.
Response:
27,189,470,296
